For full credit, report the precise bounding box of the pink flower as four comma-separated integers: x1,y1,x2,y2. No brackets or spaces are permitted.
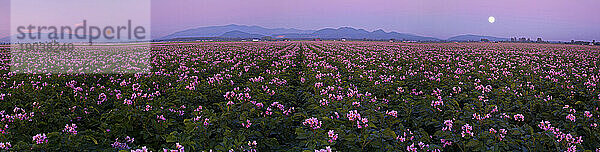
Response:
538,121,554,131
111,139,130,150
386,110,398,118
97,93,107,104
566,145,577,152
303,117,321,130
442,120,453,131
123,99,132,105
490,106,498,113
131,146,149,152
314,146,332,152
33,133,48,144
397,87,405,94
452,86,461,94
566,114,576,122
584,111,592,118
461,123,473,137
440,139,452,147
406,143,417,152
175,143,184,151
513,114,524,121
0,142,11,150
352,101,360,107
489,128,497,134
328,130,338,142
418,142,429,149
347,110,361,121
431,100,444,111
163,143,185,152
320,99,329,106
498,129,507,141
396,135,406,142
203,118,210,126
242,119,252,128
62,124,78,135
314,82,323,88
157,115,166,122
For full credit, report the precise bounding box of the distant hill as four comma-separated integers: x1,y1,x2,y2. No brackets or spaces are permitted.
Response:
157,24,515,42
219,30,264,39
159,25,441,41
271,28,440,41
311,27,371,39
0,36,9,43
159,24,315,40
447,34,508,42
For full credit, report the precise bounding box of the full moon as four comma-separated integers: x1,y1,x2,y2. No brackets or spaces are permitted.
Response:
488,16,496,23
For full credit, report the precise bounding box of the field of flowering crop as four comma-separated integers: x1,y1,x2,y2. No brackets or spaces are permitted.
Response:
0,42,599,151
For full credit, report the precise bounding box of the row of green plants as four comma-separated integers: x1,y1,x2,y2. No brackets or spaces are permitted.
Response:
0,42,599,151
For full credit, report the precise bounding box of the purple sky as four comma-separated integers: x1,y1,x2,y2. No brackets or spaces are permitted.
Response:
0,0,8,39
2,0,599,41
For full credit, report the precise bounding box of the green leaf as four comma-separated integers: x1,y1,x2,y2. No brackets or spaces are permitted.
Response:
295,128,307,139
86,135,98,144
466,140,480,148
382,128,397,139
345,133,358,141
166,134,177,143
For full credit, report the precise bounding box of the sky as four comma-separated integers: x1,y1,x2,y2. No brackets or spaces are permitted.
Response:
0,0,8,39
1,0,599,41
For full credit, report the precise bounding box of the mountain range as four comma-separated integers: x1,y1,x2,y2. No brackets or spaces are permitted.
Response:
447,34,508,42
0,24,510,42
156,24,507,42
159,24,315,40
0,36,9,43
